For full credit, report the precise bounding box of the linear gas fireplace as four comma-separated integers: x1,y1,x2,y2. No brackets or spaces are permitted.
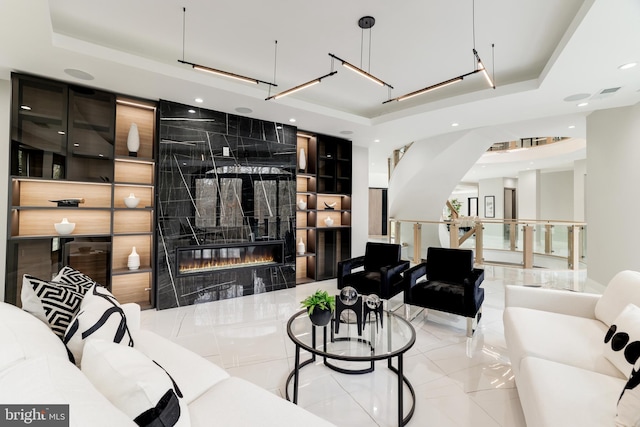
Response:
176,240,285,277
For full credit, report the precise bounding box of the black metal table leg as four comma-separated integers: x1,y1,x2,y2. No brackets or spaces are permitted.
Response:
293,344,300,404
398,354,403,427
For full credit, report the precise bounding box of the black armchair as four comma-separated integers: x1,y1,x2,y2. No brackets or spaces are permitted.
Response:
337,242,410,301
403,247,485,337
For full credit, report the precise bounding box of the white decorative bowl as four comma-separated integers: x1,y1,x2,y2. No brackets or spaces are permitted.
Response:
54,219,75,235
124,195,140,208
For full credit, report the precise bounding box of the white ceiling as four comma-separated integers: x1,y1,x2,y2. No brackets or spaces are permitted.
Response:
0,0,639,180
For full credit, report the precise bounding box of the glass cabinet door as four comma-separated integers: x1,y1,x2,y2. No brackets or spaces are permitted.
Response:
11,74,68,178
67,86,115,182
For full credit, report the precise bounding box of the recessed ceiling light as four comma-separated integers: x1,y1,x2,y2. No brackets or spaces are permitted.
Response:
339,130,353,135
58,131,65,135
564,93,590,102
289,118,296,123
529,162,534,165
235,107,253,114
194,98,203,103
374,139,380,143
481,165,487,168
64,68,94,81
20,105,31,110
618,62,637,70
73,143,79,147
188,109,196,114
577,102,589,107
276,125,282,129
568,125,576,129
451,123,459,127
99,154,103,157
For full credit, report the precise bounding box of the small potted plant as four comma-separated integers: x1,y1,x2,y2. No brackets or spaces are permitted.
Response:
300,290,336,327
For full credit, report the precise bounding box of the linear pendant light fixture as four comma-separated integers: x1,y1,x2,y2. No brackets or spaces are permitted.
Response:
265,71,337,100
328,17,393,89
474,48,495,89
177,60,276,86
383,0,495,104
177,8,276,87
329,53,393,89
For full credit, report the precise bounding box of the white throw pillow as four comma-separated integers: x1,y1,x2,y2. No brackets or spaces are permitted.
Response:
63,284,134,366
604,304,640,378
595,271,640,327
82,339,190,427
21,274,86,338
617,359,640,426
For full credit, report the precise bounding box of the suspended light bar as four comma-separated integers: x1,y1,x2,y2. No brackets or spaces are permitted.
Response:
265,71,337,101
328,53,393,89
178,60,277,87
383,74,471,104
473,49,495,89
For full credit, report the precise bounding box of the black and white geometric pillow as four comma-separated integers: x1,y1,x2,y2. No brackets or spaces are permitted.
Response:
21,274,86,338
617,358,640,426
53,265,97,289
603,304,640,377
81,339,190,427
64,283,134,366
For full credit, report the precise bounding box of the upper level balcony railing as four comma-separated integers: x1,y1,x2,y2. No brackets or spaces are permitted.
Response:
388,217,587,270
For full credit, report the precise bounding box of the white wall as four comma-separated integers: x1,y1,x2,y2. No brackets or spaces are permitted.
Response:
587,103,640,285
478,178,504,219
540,171,574,221
0,79,9,302
351,145,369,257
573,159,587,222
518,169,540,220
369,171,388,189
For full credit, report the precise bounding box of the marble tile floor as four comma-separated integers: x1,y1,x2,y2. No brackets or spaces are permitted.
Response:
140,265,600,426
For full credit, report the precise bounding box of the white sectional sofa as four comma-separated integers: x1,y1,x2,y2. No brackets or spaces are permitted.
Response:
0,300,335,427
503,270,640,427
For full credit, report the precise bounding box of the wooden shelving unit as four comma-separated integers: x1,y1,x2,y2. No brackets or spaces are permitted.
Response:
295,133,351,284
6,73,156,308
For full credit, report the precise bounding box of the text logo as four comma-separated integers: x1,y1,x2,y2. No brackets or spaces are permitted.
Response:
0,405,69,427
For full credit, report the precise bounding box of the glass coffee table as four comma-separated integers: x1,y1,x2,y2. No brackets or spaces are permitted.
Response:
286,309,416,426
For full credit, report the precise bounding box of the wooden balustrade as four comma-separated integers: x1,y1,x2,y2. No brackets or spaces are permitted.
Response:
388,217,585,271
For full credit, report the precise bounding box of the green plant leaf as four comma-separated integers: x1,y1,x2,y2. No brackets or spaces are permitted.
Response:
300,289,335,315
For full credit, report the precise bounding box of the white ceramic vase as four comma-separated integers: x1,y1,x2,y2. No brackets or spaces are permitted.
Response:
127,123,140,157
127,246,140,270
297,238,305,255
297,199,307,210
324,217,334,227
299,148,306,172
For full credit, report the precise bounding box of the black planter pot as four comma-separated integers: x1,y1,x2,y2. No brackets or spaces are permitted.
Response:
308,307,333,327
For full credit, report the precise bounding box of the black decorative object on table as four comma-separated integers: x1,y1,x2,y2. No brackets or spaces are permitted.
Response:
49,198,85,207
363,294,384,331
334,290,363,335
323,201,336,210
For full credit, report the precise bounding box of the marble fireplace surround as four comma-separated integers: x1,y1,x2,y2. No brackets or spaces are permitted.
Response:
156,100,297,309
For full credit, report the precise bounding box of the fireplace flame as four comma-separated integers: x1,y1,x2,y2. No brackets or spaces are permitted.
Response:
179,254,277,274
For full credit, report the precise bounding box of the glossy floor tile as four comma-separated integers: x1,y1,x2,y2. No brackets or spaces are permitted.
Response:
140,265,592,426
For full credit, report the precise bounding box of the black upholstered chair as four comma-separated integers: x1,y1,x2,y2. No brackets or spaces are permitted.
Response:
337,242,410,302
403,247,485,337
